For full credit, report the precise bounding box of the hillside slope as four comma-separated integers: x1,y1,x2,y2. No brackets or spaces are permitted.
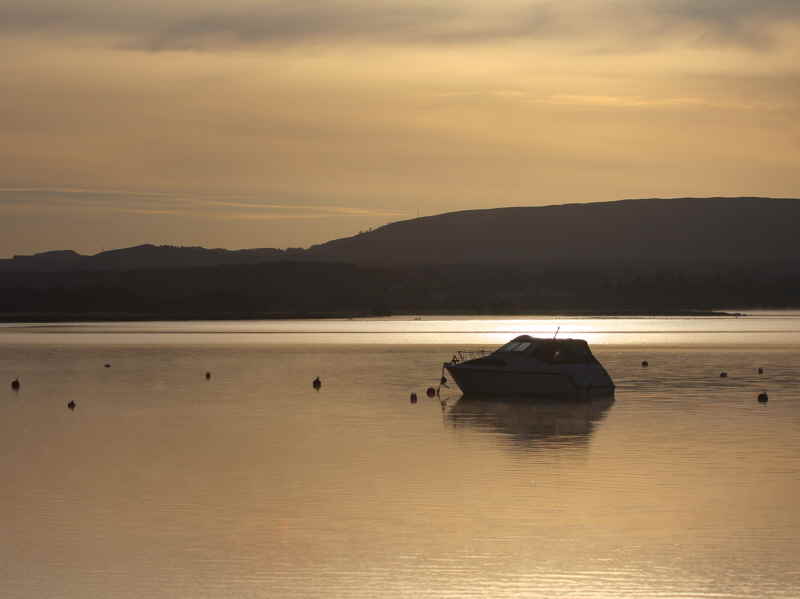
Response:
308,197,800,268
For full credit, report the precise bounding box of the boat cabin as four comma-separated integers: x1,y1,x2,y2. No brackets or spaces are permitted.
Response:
492,335,600,365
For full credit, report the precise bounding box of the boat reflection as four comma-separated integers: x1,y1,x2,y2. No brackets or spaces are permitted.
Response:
446,392,614,448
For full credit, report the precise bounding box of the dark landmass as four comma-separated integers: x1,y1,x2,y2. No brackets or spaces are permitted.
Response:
306,196,800,269
0,260,792,321
2,197,799,320
0,245,304,272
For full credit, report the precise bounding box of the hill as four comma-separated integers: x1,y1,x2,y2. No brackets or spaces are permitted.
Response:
306,197,800,269
4,197,799,272
0,244,301,272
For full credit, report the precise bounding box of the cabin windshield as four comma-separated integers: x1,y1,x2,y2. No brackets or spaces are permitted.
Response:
496,340,533,352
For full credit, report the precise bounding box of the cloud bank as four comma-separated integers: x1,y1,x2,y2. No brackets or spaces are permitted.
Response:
1,0,798,51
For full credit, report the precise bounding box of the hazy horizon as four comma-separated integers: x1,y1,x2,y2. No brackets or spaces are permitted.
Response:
1,0,799,256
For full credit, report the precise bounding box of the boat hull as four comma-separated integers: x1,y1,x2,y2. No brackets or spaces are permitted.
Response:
445,363,614,397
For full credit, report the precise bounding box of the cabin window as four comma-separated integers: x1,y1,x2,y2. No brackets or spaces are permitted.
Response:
532,342,593,363
497,340,533,352
497,341,519,352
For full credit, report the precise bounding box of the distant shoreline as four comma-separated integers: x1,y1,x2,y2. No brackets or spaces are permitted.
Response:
0,309,745,323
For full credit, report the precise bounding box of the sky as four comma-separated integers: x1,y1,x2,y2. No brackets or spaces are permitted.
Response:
1,0,798,256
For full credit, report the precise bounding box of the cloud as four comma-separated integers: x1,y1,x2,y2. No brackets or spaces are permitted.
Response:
0,188,406,221
625,0,800,50
1,0,798,52
540,94,785,111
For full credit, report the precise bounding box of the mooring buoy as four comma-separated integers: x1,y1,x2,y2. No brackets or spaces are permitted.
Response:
410,393,418,404
312,377,321,390
67,400,76,410
641,361,649,367
11,378,20,391
720,372,728,378
758,392,768,403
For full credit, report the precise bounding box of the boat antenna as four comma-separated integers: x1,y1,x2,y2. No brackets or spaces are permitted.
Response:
553,326,560,339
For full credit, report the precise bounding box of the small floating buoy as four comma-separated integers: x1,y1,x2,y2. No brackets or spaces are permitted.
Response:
11,378,20,391
758,392,768,403
641,361,649,367
205,371,211,380
67,400,76,410
426,386,436,398
312,376,321,390
104,363,111,368
410,393,418,404
720,372,728,378
758,367,764,374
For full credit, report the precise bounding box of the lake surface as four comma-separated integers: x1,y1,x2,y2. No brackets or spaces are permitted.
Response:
2,314,800,598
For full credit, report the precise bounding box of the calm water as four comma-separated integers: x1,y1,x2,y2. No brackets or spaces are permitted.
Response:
2,314,800,598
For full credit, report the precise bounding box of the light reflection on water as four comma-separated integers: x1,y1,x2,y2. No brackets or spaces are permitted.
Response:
1,315,800,598
4,311,800,346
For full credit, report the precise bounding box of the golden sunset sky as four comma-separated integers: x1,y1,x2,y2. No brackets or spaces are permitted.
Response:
1,0,798,255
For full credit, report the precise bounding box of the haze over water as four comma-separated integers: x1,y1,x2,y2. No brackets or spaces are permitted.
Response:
2,313,800,598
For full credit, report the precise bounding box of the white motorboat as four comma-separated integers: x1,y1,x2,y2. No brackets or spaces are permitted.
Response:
444,335,614,396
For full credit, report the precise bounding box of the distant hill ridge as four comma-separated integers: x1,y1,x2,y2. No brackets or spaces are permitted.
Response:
3,197,799,272
304,196,800,267
2,244,303,272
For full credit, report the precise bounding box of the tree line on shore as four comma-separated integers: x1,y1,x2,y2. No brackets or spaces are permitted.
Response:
2,260,797,320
